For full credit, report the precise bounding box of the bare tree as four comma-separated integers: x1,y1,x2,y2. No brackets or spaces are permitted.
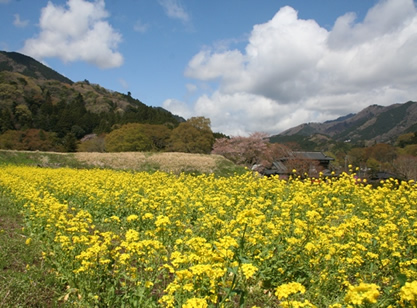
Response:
393,155,417,181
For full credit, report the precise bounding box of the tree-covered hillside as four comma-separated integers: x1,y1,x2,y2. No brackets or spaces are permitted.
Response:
0,51,222,153
0,70,189,150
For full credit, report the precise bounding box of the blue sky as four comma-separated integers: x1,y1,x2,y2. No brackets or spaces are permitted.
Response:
1,0,417,136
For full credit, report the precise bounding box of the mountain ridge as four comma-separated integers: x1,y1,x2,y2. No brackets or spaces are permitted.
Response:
0,50,188,152
271,101,417,148
0,50,184,128
0,51,73,84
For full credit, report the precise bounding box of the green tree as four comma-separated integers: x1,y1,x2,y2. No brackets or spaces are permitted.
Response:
139,124,171,151
401,144,417,156
62,132,78,152
168,117,214,154
366,143,397,163
347,147,368,169
366,157,381,178
0,130,21,149
0,108,14,133
104,123,153,152
396,132,415,148
14,104,32,129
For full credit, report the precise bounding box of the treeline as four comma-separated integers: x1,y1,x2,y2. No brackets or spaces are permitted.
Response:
0,116,217,154
81,117,216,154
0,91,181,139
341,135,417,181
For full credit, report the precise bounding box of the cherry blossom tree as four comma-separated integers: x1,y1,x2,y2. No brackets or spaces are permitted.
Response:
212,132,290,171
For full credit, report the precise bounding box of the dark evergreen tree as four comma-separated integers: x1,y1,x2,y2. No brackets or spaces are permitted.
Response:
0,108,14,133
62,132,78,152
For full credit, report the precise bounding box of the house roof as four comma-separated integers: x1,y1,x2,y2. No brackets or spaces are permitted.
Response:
260,151,335,176
292,151,334,161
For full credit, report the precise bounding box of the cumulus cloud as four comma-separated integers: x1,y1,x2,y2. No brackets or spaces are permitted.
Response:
177,0,417,136
158,0,190,23
13,14,29,28
20,0,123,69
162,98,193,119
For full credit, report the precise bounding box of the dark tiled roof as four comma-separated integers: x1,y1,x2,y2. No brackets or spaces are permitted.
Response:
292,152,334,161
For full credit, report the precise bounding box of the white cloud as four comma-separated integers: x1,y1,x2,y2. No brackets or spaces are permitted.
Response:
162,98,193,119
13,14,29,28
134,20,149,33
193,91,296,136
0,0,10,3
174,0,417,136
20,0,123,69
158,0,189,23
185,83,197,93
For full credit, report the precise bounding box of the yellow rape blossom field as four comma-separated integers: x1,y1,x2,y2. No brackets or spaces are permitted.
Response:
1,165,417,307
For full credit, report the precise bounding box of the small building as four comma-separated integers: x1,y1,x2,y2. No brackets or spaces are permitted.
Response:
263,151,334,177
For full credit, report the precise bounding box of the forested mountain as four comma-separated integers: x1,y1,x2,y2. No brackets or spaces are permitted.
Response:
0,50,188,152
270,101,417,150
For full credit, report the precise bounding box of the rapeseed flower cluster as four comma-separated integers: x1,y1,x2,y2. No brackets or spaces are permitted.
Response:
0,166,416,307
344,282,380,305
275,282,306,300
399,280,417,306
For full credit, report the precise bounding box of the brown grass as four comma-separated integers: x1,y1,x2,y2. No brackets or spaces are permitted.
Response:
74,152,226,173
0,149,243,175
74,152,148,170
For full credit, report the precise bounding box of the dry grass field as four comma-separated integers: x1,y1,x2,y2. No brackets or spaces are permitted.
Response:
0,150,245,176
74,152,225,173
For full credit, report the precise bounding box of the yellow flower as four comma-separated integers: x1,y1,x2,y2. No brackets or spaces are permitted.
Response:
275,282,306,300
110,215,120,222
143,212,154,220
155,215,171,228
182,297,208,308
126,214,139,222
344,282,380,305
124,229,140,242
241,263,258,279
400,281,417,305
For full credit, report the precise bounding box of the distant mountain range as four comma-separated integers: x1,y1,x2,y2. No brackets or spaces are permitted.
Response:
0,50,184,138
1,50,416,152
270,101,417,149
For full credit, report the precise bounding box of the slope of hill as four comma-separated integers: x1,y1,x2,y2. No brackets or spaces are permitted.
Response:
0,50,73,84
0,50,184,142
270,101,417,148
